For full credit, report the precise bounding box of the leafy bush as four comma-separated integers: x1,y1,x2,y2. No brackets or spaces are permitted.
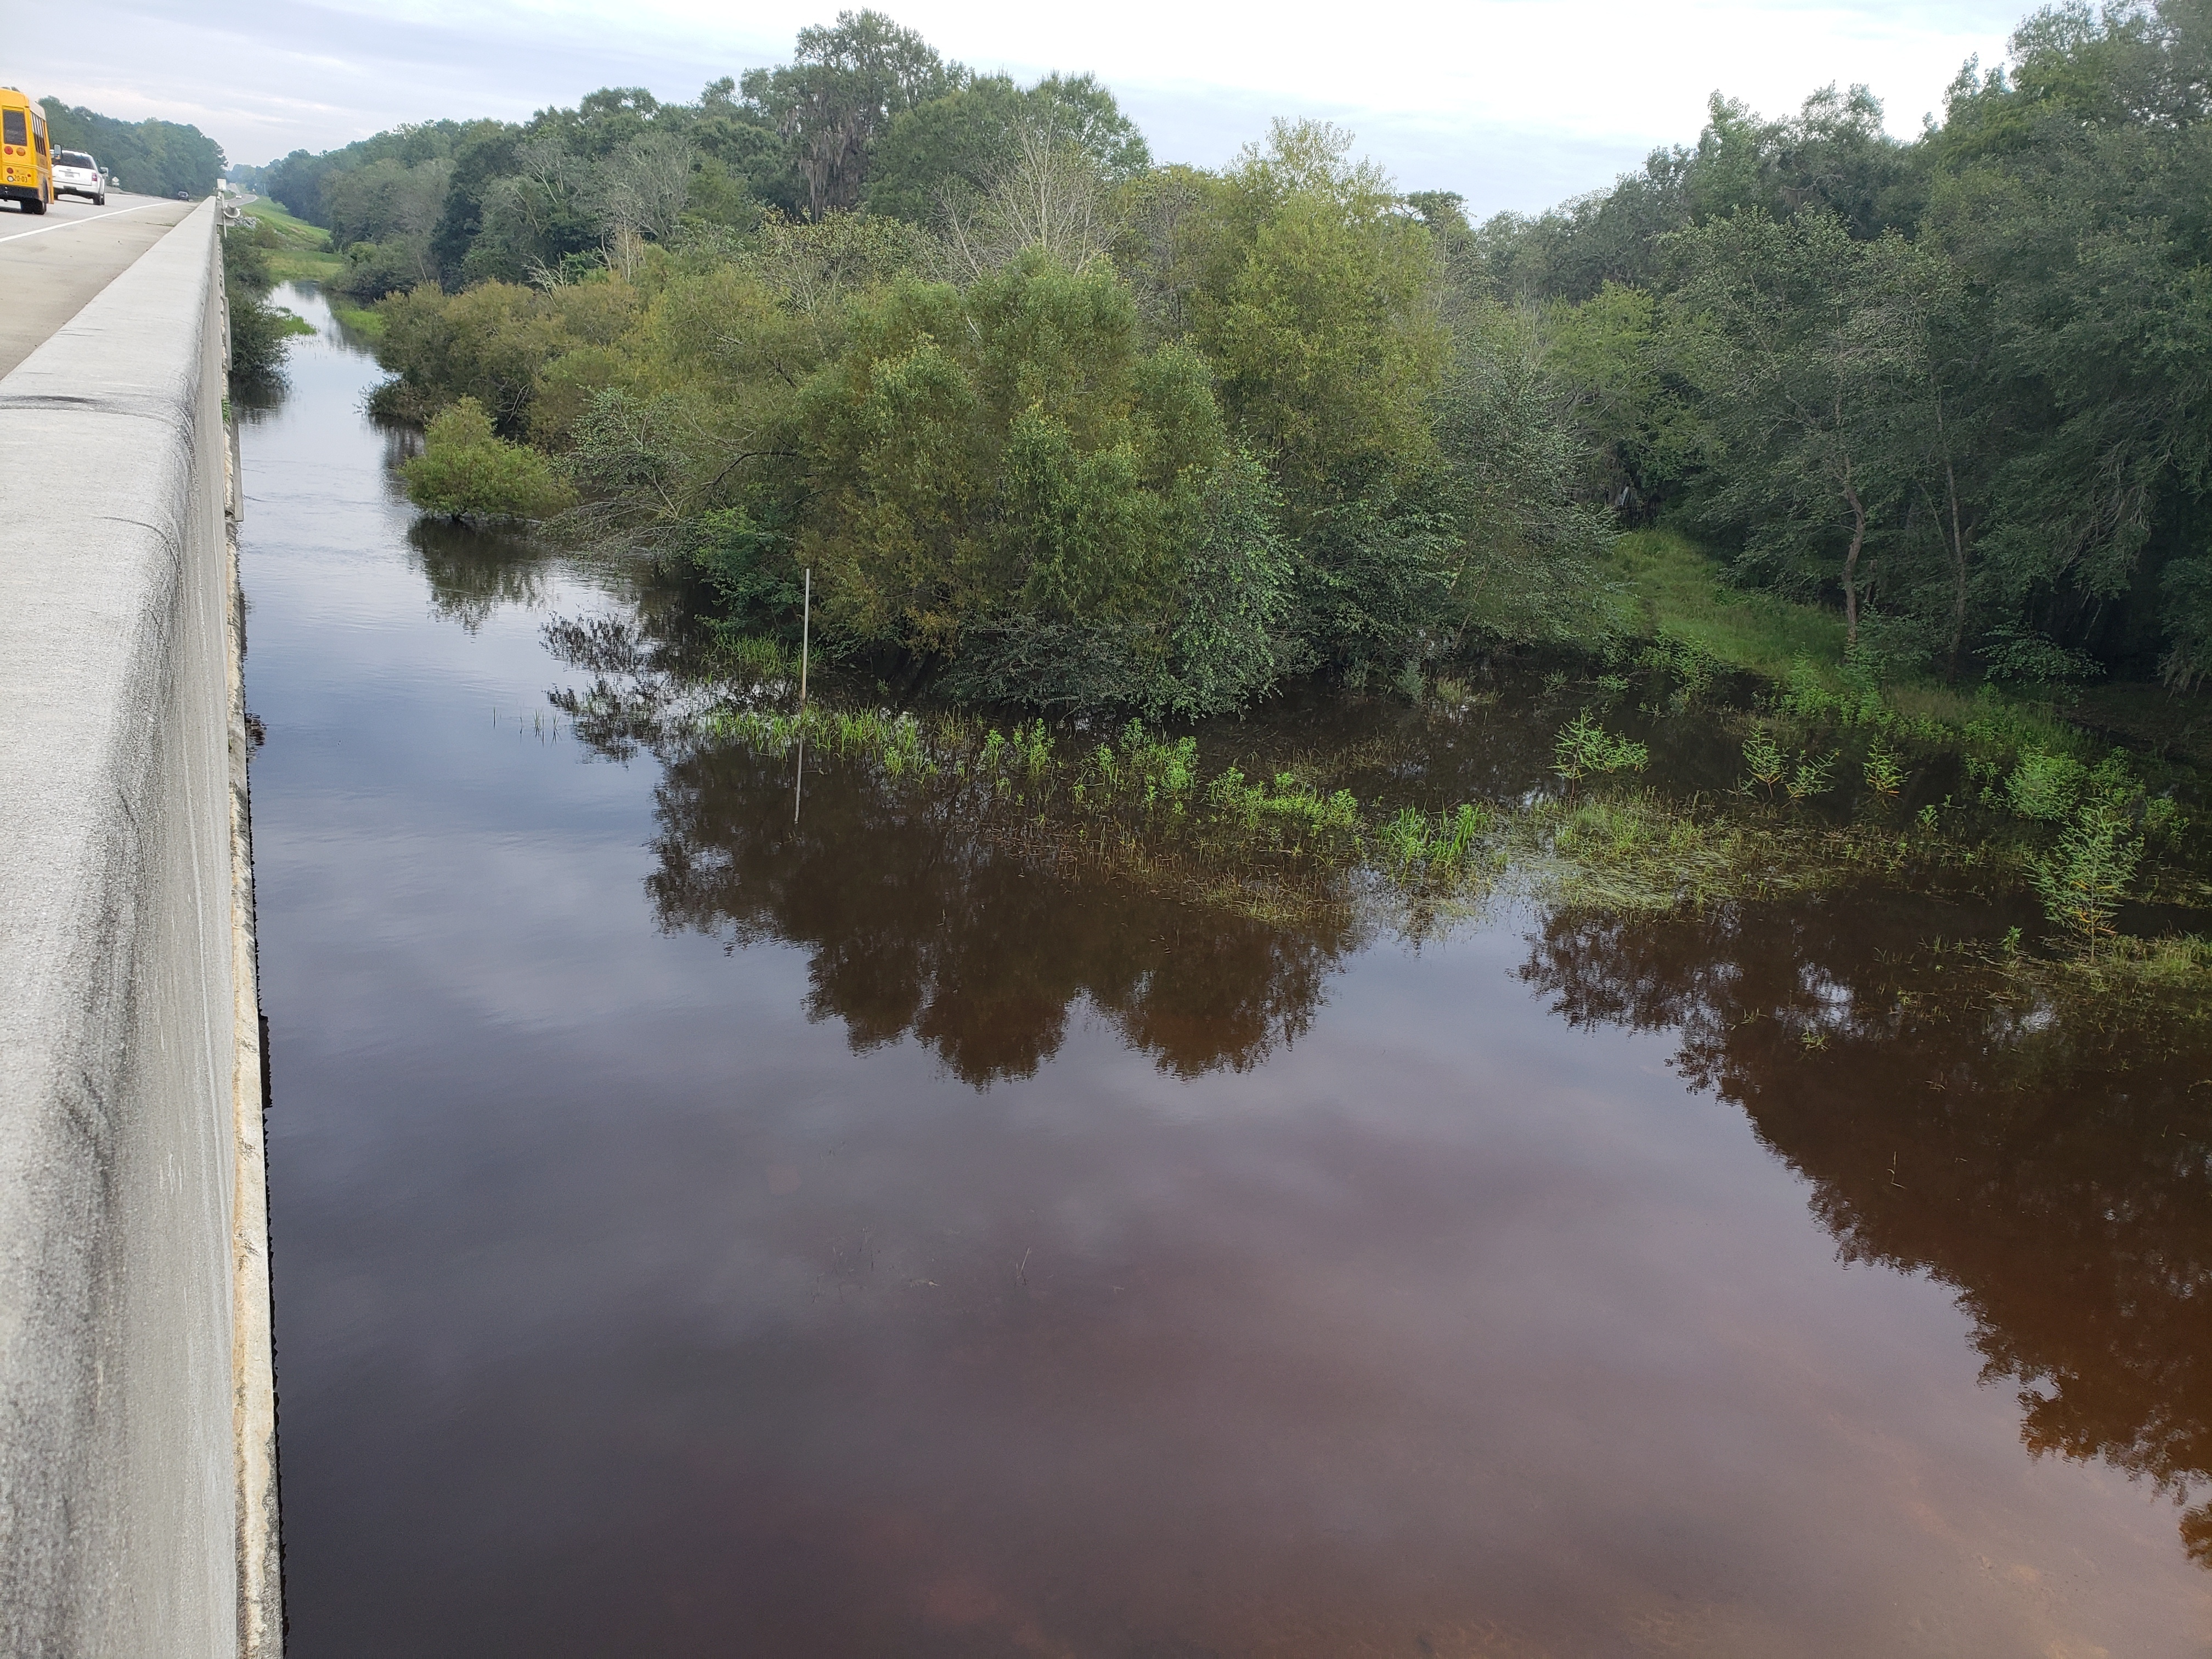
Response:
2034,800,2143,961
1783,749,1836,803
1553,711,1649,783
1742,729,1786,798
401,398,575,523
1980,626,2103,689
223,232,312,388
2005,748,2089,823
1863,740,1905,798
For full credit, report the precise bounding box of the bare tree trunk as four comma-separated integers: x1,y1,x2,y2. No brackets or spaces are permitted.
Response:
1934,392,1970,682
1841,452,1865,648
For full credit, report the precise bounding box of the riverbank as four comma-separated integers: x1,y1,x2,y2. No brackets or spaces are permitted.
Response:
235,201,387,335
1611,525,2212,766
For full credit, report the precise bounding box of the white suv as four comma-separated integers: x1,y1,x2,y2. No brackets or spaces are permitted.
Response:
52,150,104,205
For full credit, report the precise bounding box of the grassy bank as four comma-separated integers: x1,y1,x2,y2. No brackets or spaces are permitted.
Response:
1605,525,2212,777
234,198,387,335
239,197,345,285
325,297,384,338
1609,528,1849,679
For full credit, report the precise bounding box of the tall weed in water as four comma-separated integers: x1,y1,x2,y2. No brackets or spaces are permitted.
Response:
1863,740,1905,799
1553,712,1649,785
1089,722,1200,808
720,634,793,682
2035,799,2144,961
680,679,2200,983
1378,804,1492,873
1742,729,1787,799
2006,748,2089,822
1784,751,1836,804
1637,635,1722,710
1204,768,1361,843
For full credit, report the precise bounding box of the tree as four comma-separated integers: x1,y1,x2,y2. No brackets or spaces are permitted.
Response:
401,398,575,521
865,72,1148,225
1668,211,1920,644
41,99,224,196
941,114,1116,279
1919,0,2212,670
740,10,957,217
1545,280,1700,521
1435,299,1618,646
1184,120,1447,519
579,132,697,276
794,252,1288,712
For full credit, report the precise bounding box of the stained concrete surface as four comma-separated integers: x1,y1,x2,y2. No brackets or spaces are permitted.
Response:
0,194,201,378
0,201,278,1657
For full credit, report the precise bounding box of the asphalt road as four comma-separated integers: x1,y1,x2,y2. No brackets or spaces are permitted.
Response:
0,193,204,380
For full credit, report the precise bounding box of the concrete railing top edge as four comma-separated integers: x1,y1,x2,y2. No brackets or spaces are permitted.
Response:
0,192,259,1659
0,199,221,1043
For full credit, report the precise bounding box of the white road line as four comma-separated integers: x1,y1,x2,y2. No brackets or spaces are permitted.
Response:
0,200,184,246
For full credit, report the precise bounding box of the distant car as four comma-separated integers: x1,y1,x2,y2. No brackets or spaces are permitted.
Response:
51,149,104,205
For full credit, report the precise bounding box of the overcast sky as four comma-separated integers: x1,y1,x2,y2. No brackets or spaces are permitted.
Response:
18,0,2027,215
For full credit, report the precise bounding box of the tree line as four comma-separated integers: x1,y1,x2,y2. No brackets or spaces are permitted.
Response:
278,0,2212,712
1471,0,2212,688
40,100,223,197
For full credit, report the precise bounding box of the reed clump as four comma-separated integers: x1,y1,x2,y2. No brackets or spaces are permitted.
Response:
687,700,1979,925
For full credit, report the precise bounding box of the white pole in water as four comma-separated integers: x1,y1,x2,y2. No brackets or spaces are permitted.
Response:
793,566,811,826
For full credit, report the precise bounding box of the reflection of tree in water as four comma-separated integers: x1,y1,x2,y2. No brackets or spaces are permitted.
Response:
647,738,1360,1085
407,520,553,634
1520,899,2212,1564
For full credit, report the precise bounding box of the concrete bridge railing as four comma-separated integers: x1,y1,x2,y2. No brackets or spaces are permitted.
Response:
0,201,280,1657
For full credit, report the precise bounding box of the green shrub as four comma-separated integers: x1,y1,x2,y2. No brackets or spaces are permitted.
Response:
401,398,574,523
1784,750,1836,803
1742,729,1786,798
1863,740,1905,798
2034,799,2144,961
1553,711,1649,783
223,232,310,388
2005,748,2090,823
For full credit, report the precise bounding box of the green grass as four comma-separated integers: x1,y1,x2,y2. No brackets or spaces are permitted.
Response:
237,197,347,284
238,195,324,246
231,196,385,331
267,246,347,284
326,298,384,338
1609,527,1848,681
1606,526,2187,770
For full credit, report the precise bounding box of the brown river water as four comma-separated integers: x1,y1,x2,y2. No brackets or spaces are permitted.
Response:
244,287,2212,1656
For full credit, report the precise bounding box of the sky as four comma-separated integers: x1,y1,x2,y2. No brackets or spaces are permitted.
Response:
18,0,2028,216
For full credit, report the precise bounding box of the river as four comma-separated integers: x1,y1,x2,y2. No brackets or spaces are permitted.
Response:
242,285,2212,1656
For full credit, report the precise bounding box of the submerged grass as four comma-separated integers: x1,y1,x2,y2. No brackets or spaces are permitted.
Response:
572,547,2212,1015
686,697,2072,938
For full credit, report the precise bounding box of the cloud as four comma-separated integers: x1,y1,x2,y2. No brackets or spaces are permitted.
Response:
19,0,2020,213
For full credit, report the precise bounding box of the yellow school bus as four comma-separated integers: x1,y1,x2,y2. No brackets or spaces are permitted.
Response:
1,88,53,215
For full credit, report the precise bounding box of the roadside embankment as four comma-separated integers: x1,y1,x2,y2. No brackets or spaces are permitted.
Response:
0,200,279,1657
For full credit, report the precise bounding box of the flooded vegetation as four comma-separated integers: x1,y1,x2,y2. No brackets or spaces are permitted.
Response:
247,291,2212,1655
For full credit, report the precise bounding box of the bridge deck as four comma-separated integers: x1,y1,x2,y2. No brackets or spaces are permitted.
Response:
0,194,203,379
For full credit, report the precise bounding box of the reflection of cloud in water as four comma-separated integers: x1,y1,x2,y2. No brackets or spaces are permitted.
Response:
1520,898,2212,1567
647,737,1364,1086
